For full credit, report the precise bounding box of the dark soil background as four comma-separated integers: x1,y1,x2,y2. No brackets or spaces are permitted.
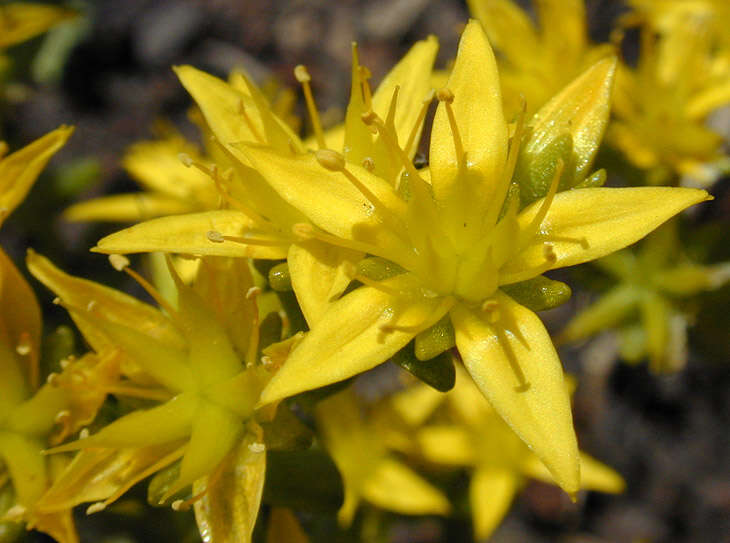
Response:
3,1,730,542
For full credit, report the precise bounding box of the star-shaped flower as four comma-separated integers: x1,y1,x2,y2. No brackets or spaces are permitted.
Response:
241,21,710,495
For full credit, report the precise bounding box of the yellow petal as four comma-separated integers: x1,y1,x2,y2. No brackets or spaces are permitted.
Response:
240,145,410,263
417,425,475,466
6,383,67,436
29,509,78,543
174,65,303,154
0,246,41,390
259,275,453,406
390,382,444,427
451,293,580,494
469,467,519,541
64,193,194,223
429,19,507,216
0,432,46,505
193,430,266,543
48,393,197,452
288,241,361,327
266,508,309,543
639,291,670,372
0,4,76,48
93,210,289,259
504,187,711,280
172,402,243,496
535,0,586,60
525,57,616,187
0,126,73,226
362,457,451,516
686,81,730,120
522,452,625,493
467,0,539,66
26,249,185,351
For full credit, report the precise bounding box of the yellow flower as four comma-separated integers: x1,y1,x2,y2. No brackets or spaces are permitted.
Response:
0,127,80,543
558,221,730,372
30,252,270,542
609,11,730,185
245,21,709,495
0,3,76,49
386,367,624,540
626,0,730,47
315,388,450,526
92,37,438,326
467,0,614,116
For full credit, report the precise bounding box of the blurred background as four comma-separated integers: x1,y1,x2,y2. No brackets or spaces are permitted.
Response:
1,0,729,541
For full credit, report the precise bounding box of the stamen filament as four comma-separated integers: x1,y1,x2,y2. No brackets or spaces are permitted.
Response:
521,159,564,249
293,223,404,264
495,327,530,392
237,99,265,144
404,93,434,158
206,230,289,247
499,243,557,285
353,274,406,298
294,65,326,149
117,261,180,319
359,65,373,111
436,88,465,166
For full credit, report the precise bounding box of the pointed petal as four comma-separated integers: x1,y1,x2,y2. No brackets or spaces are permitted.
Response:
64,193,193,223
390,382,445,427
686,81,730,120
7,383,67,436
522,452,625,493
288,241,361,327
0,126,73,225
417,425,475,466
639,291,671,372
48,393,197,452
26,250,183,350
467,0,538,65
0,246,41,390
535,0,586,58
362,457,450,515
259,275,453,405
172,402,243,495
429,19,507,215
193,429,266,543
452,294,580,494
0,432,46,505
0,4,75,47
505,187,711,278
93,210,289,259
240,145,411,261
522,57,616,193
469,467,519,541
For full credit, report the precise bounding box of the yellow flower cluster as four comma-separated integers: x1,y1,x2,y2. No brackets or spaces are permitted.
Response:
2,2,728,542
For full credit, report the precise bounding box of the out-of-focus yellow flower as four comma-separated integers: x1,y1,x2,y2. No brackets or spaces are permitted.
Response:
0,127,81,543
609,12,730,185
627,0,730,47
467,0,614,116
558,222,730,373
29,252,270,542
248,21,709,496
315,388,450,526
385,367,624,540
0,3,76,49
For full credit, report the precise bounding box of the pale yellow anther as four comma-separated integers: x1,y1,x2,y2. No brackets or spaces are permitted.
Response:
52,297,62,305
46,372,60,385
109,254,130,272
261,355,273,367
543,243,557,263
5,505,26,520
293,65,311,83
79,428,90,439
245,286,261,299
54,410,71,423
86,300,97,312
248,442,266,453
171,500,187,511
362,157,375,171
315,148,346,172
15,336,31,356
436,88,455,104
360,110,377,126
207,230,226,243
178,152,193,167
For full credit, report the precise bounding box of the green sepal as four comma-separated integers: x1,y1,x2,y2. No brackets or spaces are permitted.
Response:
414,314,455,361
268,262,292,292
275,290,308,336
147,460,190,506
514,132,576,207
260,405,313,452
501,275,572,312
40,325,76,375
575,168,607,189
391,341,455,392
357,256,407,281
264,449,344,512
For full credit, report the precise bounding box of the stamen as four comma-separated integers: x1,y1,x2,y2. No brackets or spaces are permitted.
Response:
436,88,465,166
294,65,326,149
109,255,179,318
178,152,194,167
358,65,373,111
354,274,405,298
15,332,31,355
539,234,589,249
292,223,388,256
520,159,564,250
86,502,107,515
480,299,501,324
246,286,261,299
237,98,265,144
495,327,531,392
403,93,434,158
205,230,288,247
499,243,557,285
362,157,375,171
248,442,266,453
